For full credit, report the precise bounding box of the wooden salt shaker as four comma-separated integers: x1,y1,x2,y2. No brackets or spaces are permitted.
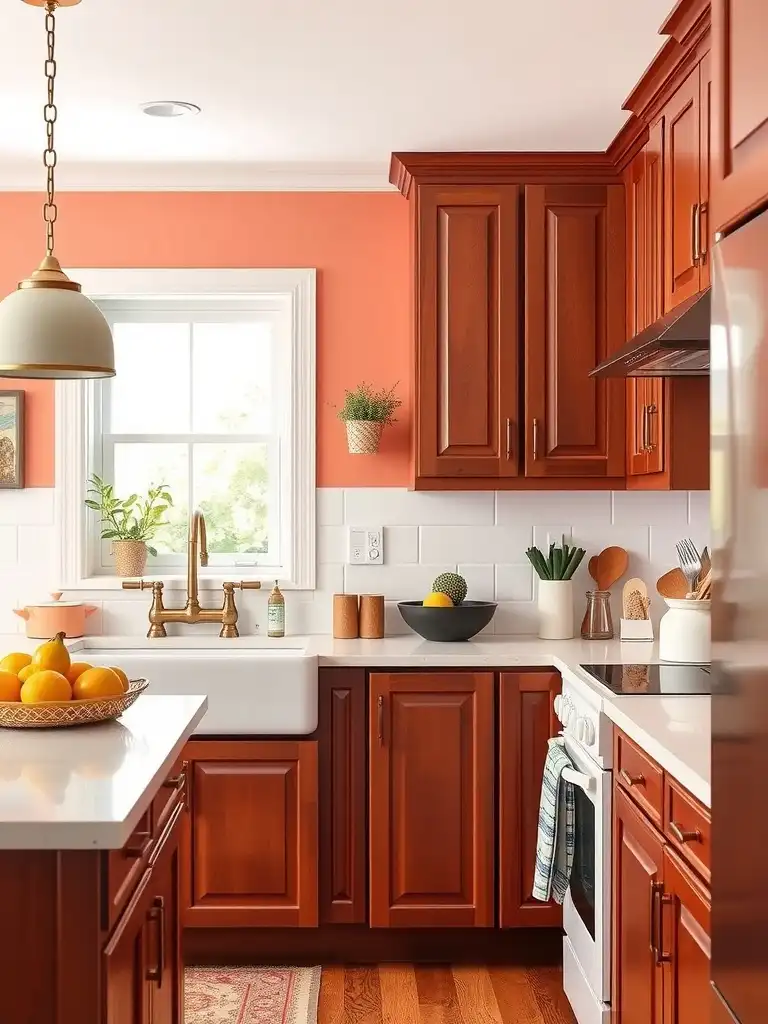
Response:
359,594,384,639
333,594,359,639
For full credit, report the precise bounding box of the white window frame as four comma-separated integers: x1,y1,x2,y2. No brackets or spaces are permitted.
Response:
55,268,316,590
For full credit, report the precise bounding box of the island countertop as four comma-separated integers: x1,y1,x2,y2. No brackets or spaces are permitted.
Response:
0,694,207,850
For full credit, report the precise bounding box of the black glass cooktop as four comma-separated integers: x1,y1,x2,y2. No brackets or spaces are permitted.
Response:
580,663,712,695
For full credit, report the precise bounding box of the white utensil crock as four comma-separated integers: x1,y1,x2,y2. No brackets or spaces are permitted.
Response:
658,597,711,662
537,580,574,640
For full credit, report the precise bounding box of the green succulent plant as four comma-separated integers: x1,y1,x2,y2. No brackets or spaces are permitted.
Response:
525,535,586,581
336,382,402,424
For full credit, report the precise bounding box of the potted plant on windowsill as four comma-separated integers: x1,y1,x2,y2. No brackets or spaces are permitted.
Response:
85,475,174,578
337,382,402,454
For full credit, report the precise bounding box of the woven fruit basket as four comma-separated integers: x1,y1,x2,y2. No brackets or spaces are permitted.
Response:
0,678,149,729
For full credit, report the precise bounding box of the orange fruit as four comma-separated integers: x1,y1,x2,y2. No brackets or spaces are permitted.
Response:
18,665,36,683
72,666,123,701
0,670,22,702
67,662,92,685
0,652,32,675
21,670,72,703
31,632,70,676
110,666,130,693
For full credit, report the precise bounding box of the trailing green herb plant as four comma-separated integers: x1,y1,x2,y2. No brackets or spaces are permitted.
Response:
336,382,402,424
526,536,586,581
85,475,173,558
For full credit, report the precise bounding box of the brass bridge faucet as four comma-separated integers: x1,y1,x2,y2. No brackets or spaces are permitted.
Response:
122,509,261,638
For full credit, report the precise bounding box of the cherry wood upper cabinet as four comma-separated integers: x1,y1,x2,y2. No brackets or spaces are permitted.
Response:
664,65,703,311
711,0,768,232
699,51,712,288
414,185,520,482
498,671,561,928
524,183,625,479
369,672,494,928
613,784,665,1024
182,740,318,928
662,846,712,1024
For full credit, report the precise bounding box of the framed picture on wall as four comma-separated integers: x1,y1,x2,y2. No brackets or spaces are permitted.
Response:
0,391,24,489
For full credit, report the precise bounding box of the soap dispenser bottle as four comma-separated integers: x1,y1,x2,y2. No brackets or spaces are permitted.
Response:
268,580,285,638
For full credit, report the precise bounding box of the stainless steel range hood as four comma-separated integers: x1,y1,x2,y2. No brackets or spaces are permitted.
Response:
590,288,710,377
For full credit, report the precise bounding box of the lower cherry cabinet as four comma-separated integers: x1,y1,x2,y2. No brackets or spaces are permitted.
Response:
368,671,495,927
181,739,319,928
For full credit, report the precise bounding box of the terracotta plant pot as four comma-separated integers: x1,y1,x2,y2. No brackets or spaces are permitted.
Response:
345,420,384,454
113,540,148,578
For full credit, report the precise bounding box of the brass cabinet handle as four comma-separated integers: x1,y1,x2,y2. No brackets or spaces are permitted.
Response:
670,820,702,845
377,694,384,745
692,203,700,264
164,760,188,791
647,402,657,451
505,418,513,461
651,883,673,965
532,418,540,461
698,202,708,261
641,405,649,453
620,769,645,788
124,831,152,859
146,896,166,985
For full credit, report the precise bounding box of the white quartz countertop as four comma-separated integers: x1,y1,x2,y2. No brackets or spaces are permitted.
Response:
0,695,207,850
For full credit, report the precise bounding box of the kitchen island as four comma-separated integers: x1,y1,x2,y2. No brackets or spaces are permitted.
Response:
0,694,207,1024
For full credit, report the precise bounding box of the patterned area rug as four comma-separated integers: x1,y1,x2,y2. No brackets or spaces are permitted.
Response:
185,966,322,1024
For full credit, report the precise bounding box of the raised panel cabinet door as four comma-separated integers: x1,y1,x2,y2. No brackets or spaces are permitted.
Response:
612,785,664,1024
662,846,711,1024
645,118,667,478
626,150,649,477
104,868,153,1024
318,668,367,924
524,183,625,478
711,0,768,231
416,185,520,480
147,810,183,1024
664,66,702,312
184,740,318,927
498,671,561,927
699,52,712,291
369,672,495,927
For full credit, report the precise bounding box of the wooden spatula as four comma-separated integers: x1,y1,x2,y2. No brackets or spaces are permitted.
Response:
596,546,629,591
656,567,689,599
588,556,599,585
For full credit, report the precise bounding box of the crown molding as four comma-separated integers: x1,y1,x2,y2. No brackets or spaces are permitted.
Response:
605,114,649,174
0,160,395,192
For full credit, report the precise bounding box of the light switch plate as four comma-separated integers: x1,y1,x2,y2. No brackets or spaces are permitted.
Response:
347,527,384,565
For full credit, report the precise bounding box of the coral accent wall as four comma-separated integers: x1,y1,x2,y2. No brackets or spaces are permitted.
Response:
0,191,411,487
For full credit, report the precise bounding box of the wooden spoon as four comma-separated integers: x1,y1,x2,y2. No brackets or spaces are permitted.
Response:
596,546,629,591
656,567,689,599
588,556,599,584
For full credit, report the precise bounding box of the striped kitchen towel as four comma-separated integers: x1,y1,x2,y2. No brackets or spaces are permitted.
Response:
532,736,576,905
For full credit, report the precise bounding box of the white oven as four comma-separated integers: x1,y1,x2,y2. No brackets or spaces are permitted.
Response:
554,678,613,1024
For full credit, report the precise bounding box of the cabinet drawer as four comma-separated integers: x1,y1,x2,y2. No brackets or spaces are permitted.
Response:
153,759,187,839
664,774,711,883
615,730,663,826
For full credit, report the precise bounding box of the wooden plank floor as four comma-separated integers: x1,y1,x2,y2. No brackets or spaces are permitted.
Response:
317,965,577,1024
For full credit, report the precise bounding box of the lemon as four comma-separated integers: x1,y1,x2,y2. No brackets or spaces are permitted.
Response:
0,670,22,702
110,666,130,693
0,652,32,675
18,665,36,683
21,670,72,703
31,632,71,676
423,591,454,608
72,667,123,701
66,662,92,685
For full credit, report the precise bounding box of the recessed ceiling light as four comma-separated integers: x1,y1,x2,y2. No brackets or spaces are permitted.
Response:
141,101,201,118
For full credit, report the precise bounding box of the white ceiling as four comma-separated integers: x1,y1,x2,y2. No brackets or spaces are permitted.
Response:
0,0,673,189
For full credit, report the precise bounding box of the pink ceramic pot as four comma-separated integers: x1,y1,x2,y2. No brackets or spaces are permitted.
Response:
14,592,98,639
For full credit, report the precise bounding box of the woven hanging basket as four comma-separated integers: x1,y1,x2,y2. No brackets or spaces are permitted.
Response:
113,540,148,578
345,420,384,454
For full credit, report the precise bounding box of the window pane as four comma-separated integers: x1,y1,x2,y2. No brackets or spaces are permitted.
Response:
111,323,190,433
192,323,272,433
113,443,189,555
193,443,271,556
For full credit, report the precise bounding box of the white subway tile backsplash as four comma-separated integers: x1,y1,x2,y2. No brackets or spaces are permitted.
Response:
492,601,539,635
17,525,55,574
345,489,494,526
0,488,55,525
318,525,345,564
457,565,495,602
495,564,534,603
344,564,447,602
688,491,711,533
317,488,344,526
497,491,612,527
612,490,689,526
385,526,419,565
420,524,532,565
0,526,18,566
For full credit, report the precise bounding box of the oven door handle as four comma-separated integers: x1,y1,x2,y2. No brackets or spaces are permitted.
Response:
561,766,595,793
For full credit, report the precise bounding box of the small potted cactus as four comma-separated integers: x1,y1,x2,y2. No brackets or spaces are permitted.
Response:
337,382,401,454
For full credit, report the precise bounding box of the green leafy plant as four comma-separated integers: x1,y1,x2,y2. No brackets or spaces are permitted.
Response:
336,382,402,425
85,475,173,558
526,536,586,581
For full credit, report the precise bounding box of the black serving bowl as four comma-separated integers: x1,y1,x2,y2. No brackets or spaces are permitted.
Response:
397,600,497,642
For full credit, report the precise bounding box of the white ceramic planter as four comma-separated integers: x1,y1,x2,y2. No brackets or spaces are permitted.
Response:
659,597,711,662
537,579,574,640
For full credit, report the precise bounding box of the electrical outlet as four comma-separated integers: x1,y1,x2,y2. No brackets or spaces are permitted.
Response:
347,527,384,565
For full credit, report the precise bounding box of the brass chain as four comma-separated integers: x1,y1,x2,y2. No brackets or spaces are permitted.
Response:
43,1,59,256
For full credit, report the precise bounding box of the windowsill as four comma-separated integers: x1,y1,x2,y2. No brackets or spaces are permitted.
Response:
61,574,292,592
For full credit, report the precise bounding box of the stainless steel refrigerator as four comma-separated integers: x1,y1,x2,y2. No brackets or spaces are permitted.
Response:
711,209,768,1023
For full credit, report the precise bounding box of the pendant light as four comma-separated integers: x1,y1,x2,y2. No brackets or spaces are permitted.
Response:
0,0,114,379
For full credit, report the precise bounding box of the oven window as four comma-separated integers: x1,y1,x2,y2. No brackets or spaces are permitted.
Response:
570,786,596,940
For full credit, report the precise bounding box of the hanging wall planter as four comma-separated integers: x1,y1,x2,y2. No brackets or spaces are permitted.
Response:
337,382,401,455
